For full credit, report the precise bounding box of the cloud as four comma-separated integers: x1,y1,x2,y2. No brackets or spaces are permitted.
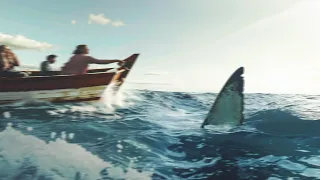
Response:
88,13,125,27
88,13,111,25
71,20,76,24
112,20,125,27
0,33,53,51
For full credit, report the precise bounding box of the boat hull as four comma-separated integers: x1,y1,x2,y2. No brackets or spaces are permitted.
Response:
0,54,139,105
0,85,107,104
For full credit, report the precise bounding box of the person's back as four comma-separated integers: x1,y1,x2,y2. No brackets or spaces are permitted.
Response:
5,49,19,70
61,54,91,75
0,52,8,72
40,54,57,76
60,44,123,75
40,61,50,71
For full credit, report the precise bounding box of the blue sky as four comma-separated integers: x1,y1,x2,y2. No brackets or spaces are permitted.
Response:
1,0,318,94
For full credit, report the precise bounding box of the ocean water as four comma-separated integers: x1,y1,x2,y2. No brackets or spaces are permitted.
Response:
0,88,319,180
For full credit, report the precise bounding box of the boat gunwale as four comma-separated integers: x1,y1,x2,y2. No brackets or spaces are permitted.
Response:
0,68,125,81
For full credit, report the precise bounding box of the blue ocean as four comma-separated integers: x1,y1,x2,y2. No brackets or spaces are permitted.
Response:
0,88,319,180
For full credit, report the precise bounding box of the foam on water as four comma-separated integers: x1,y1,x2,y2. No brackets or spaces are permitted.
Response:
0,125,153,180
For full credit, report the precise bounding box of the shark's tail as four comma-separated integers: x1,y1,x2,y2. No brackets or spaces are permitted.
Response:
201,67,244,128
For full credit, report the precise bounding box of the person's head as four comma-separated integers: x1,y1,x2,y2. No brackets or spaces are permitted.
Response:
72,44,89,55
0,45,15,59
47,54,57,63
0,45,9,53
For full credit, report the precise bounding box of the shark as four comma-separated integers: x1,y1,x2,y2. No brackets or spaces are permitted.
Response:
201,67,244,128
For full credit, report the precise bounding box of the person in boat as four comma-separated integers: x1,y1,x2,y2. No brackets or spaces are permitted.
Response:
60,44,124,75
40,54,57,76
0,45,28,77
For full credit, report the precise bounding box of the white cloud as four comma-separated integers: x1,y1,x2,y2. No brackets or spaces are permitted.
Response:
112,20,125,27
0,33,53,51
71,20,76,24
88,13,111,25
87,13,125,27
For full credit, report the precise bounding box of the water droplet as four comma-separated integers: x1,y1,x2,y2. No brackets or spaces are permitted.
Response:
61,132,67,140
117,144,123,149
3,112,10,118
50,132,56,139
68,133,75,139
7,122,12,127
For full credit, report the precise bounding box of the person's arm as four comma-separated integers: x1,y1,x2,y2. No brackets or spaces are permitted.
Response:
86,56,123,64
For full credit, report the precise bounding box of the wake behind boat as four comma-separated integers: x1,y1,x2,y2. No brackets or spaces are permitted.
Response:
0,54,139,105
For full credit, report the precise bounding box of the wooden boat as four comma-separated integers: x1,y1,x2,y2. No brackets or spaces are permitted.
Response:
0,54,139,105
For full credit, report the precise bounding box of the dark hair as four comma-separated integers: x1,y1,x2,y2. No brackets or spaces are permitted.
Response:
47,54,57,60
0,45,7,53
72,44,87,54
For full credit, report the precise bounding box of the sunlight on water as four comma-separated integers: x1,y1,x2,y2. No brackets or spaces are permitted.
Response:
0,124,153,180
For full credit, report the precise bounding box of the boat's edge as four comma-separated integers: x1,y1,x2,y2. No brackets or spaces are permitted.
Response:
110,53,140,93
0,53,140,105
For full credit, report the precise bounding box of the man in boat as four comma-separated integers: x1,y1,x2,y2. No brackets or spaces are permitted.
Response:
40,54,57,76
60,44,124,75
0,45,28,77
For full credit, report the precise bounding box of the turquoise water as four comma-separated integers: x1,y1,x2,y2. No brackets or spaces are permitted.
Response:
0,89,319,179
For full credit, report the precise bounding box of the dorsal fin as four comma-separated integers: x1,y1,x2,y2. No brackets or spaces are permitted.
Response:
201,67,244,128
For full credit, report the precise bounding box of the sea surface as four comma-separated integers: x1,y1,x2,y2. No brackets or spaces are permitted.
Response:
0,88,319,180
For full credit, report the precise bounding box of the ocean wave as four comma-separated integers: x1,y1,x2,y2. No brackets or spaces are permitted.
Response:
0,124,153,180
0,89,319,179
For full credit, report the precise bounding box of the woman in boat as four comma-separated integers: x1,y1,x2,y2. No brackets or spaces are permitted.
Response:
0,45,28,77
60,44,124,75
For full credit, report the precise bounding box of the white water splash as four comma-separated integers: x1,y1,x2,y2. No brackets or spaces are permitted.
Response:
100,83,141,111
0,126,153,179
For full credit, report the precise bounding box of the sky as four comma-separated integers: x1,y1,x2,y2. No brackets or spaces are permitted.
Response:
0,0,318,94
